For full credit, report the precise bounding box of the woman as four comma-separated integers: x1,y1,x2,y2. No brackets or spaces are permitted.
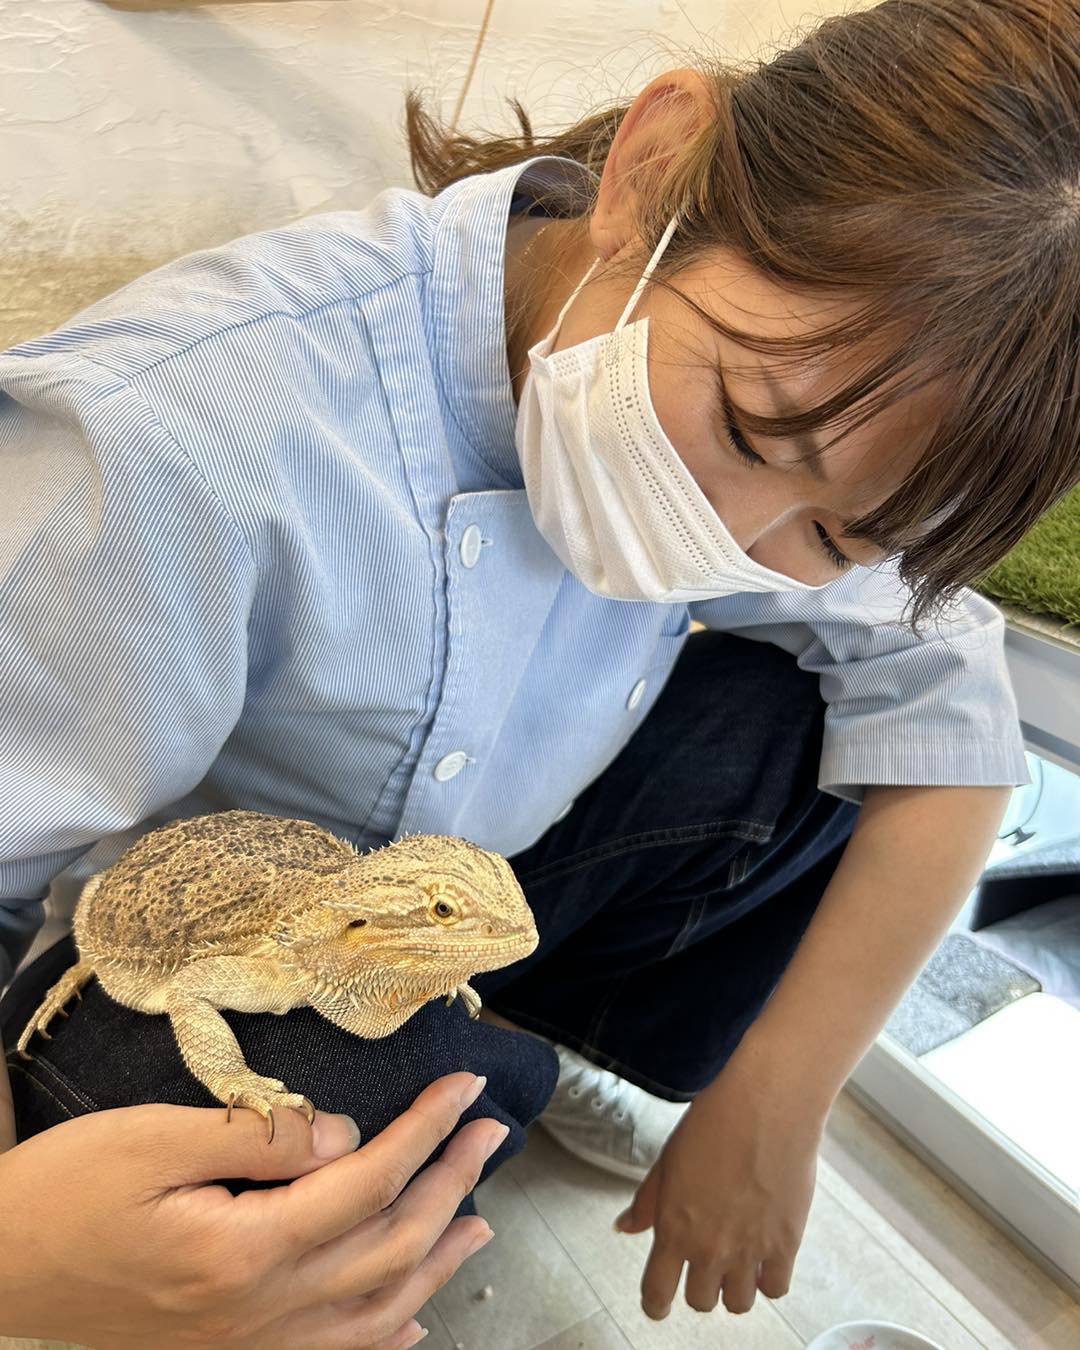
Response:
2,0,1077,1343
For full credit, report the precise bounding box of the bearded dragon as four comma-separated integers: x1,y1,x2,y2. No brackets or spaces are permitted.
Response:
16,811,538,1140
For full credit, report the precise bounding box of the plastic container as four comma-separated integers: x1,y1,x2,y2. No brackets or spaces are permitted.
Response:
804,1321,947,1350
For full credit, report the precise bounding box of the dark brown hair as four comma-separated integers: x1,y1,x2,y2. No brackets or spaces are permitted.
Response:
406,0,1080,624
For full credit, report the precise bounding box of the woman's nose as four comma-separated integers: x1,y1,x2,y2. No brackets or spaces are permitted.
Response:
719,498,796,555
728,510,827,583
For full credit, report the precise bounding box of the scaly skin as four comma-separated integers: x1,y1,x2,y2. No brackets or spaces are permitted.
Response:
17,811,539,1141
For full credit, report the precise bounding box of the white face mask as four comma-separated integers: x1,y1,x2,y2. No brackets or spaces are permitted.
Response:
515,217,835,603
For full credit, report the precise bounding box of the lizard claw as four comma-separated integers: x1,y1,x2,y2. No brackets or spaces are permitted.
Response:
37,1028,52,1041
217,1080,309,1143
16,1048,33,1061
56,1007,69,1019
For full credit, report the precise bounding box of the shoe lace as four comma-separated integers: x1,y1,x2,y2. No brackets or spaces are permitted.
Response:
566,1067,630,1123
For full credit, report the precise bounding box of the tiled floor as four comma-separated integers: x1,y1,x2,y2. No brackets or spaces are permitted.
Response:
4,1086,1078,1350
409,1090,1080,1350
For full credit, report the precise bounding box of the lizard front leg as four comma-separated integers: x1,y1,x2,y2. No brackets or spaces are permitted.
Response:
444,981,483,1019
162,956,315,1142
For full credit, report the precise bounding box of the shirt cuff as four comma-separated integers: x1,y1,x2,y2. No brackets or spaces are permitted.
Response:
819,736,1032,805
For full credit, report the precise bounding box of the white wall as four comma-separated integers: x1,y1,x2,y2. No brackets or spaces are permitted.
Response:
0,0,838,348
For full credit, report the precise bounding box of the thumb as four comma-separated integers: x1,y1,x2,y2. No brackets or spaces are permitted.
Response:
125,1102,361,1187
614,1165,659,1234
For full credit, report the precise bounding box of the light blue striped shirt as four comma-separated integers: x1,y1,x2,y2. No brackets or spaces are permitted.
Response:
0,155,1029,988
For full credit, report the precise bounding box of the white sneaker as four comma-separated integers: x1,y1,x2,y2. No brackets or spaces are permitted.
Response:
536,1041,691,1182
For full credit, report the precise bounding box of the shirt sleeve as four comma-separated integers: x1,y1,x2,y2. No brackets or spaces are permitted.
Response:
689,563,1031,804
0,350,256,986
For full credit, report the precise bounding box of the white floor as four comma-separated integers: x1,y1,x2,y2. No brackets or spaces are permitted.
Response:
920,993,1080,1194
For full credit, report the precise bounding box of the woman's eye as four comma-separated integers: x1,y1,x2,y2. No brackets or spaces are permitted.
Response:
716,378,765,467
715,370,852,573
814,521,852,570
727,419,764,467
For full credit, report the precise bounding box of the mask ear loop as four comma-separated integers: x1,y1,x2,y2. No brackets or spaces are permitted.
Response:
544,213,678,347
548,258,601,344
614,215,680,331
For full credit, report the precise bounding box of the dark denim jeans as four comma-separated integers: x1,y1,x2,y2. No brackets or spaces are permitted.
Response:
1,631,858,1214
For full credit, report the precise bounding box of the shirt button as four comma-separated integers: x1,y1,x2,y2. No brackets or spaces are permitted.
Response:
433,751,469,781
460,524,483,568
626,679,647,711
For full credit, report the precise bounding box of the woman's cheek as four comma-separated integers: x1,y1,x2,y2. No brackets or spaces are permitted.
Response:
679,443,734,517
668,416,727,503
651,379,741,515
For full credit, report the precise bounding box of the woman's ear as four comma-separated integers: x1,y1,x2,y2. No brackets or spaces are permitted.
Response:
590,67,714,261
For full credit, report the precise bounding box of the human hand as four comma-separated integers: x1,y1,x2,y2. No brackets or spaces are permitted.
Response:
613,1059,824,1318
0,1070,503,1348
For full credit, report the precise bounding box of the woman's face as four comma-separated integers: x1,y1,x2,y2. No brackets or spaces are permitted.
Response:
544,233,943,586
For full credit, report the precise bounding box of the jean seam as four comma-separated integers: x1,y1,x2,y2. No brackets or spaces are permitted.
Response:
584,971,627,1053
7,1060,81,1122
516,819,774,887
665,893,709,957
19,1052,101,1115
726,850,753,888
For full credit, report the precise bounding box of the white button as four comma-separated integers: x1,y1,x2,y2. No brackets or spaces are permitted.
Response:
552,800,574,823
433,751,469,781
459,524,483,568
626,679,647,711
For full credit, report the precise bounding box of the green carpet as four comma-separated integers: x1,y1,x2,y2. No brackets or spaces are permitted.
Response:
976,486,1080,628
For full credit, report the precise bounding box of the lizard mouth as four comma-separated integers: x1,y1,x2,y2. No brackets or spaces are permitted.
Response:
393,934,539,963
404,937,536,957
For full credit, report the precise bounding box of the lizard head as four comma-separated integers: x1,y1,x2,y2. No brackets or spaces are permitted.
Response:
273,834,539,998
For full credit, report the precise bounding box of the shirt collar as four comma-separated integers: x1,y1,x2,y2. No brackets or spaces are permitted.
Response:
427,154,596,489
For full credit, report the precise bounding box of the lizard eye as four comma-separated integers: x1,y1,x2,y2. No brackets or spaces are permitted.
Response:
425,882,464,925
347,918,367,929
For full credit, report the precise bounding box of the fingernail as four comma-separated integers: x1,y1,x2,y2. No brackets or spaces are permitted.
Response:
459,1073,487,1110
481,1122,510,1160
408,1329,429,1346
312,1112,361,1158
467,1225,494,1256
